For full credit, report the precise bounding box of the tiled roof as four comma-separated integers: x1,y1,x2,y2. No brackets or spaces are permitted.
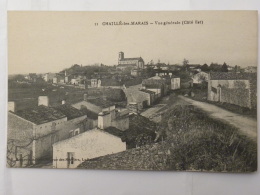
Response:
120,57,143,62
81,108,98,120
88,98,115,108
210,72,255,80
54,104,86,120
123,114,157,141
14,105,66,125
104,127,124,138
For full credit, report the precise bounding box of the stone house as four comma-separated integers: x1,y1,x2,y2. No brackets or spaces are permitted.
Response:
124,87,156,111
53,128,126,168
90,79,100,88
142,76,170,97
7,103,87,167
52,105,130,169
53,75,65,84
43,73,56,82
208,72,257,109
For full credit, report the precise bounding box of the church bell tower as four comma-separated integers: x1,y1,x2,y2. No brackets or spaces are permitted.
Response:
119,52,124,61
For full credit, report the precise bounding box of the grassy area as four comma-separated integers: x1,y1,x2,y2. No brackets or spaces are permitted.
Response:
78,104,257,172
158,105,257,172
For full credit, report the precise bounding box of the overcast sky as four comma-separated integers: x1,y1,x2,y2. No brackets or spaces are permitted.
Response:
8,11,257,74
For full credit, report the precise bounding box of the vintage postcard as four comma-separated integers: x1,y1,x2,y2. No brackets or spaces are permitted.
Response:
7,11,257,172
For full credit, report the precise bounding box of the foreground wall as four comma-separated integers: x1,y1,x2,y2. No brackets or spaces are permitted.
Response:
208,79,252,108
53,129,126,168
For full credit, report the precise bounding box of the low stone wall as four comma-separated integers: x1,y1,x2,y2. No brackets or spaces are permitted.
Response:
221,87,250,108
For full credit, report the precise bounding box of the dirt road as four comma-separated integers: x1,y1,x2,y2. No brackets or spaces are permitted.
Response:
179,96,257,141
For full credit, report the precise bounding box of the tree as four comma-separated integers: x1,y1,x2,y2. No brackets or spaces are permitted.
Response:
13,74,26,82
221,62,228,72
183,58,189,66
182,58,189,72
145,66,155,77
201,63,209,72
210,63,222,72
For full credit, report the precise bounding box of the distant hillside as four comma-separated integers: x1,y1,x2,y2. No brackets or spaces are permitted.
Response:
61,64,115,77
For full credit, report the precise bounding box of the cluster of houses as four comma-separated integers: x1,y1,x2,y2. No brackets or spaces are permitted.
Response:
124,74,180,112
8,51,257,168
7,84,159,168
8,93,129,168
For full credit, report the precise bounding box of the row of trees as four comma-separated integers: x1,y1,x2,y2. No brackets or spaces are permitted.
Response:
182,58,240,73
201,62,229,72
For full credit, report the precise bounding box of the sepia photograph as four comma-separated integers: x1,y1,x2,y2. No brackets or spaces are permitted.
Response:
7,11,257,172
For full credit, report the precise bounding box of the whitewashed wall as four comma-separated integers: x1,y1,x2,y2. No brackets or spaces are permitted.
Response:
53,129,126,168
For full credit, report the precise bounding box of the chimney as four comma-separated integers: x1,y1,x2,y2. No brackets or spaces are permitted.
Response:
98,111,111,130
8,101,15,112
38,96,49,107
62,100,66,105
83,94,88,101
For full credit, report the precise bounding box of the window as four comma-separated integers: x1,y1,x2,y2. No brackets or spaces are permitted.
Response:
74,128,80,136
